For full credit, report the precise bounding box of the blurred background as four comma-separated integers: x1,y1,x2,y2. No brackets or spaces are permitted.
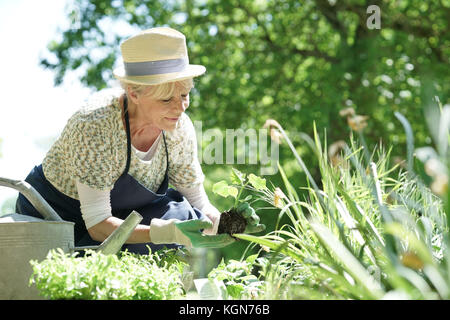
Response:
0,0,448,275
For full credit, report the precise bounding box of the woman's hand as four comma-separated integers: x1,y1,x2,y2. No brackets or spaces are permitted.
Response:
150,218,235,248
200,202,221,235
236,202,266,234
201,202,266,235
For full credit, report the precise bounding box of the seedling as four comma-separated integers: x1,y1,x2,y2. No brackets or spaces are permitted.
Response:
212,168,268,236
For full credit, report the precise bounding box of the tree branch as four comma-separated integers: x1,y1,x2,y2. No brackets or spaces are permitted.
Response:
237,2,338,63
315,0,348,38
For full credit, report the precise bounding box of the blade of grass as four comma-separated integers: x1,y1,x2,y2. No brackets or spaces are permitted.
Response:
234,233,304,263
384,222,435,266
309,221,384,299
334,177,385,246
394,112,415,174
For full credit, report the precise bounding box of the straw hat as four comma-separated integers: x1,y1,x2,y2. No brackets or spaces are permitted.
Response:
113,27,206,85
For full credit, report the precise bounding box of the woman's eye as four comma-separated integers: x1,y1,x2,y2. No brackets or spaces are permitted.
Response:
162,94,188,103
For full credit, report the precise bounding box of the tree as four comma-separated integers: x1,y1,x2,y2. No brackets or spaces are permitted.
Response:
41,0,449,146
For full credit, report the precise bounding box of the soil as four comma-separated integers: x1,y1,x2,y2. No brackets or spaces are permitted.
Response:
217,209,247,236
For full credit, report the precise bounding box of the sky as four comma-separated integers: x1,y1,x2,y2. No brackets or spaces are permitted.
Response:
0,0,92,211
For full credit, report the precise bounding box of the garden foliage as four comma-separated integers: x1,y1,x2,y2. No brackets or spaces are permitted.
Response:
29,248,188,300
220,103,449,299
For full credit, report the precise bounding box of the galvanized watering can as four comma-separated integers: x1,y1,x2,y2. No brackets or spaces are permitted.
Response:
0,177,143,300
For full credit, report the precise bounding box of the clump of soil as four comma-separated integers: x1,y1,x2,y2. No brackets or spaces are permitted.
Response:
217,209,247,236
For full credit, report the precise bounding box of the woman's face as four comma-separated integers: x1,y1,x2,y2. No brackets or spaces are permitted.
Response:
133,82,191,131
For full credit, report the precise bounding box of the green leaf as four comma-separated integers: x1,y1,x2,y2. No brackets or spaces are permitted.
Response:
213,180,238,199
228,186,238,198
248,174,267,190
226,283,244,299
245,254,259,265
230,168,246,185
212,181,230,197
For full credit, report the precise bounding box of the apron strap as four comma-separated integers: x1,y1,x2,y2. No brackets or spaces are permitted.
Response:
122,95,169,177
162,131,169,178
123,95,132,175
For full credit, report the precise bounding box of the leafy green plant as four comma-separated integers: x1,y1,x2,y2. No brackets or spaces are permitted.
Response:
29,248,188,300
212,168,268,207
212,168,272,235
207,254,264,300
234,102,449,300
212,167,286,221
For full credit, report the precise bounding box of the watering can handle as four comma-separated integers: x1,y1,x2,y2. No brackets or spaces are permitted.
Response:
0,177,63,222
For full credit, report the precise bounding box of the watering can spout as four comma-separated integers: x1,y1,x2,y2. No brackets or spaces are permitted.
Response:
95,211,143,255
74,211,143,255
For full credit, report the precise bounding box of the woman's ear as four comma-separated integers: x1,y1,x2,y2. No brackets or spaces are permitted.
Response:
127,86,140,105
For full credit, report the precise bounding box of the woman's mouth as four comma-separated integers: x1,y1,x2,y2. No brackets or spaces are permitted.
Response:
165,117,179,122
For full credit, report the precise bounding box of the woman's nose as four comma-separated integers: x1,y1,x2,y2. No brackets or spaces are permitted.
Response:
173,97,187,112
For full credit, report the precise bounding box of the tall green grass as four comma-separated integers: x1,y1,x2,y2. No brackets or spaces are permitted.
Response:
235,104,449,300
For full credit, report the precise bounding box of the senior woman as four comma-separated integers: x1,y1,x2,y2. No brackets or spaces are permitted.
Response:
15,27,264,254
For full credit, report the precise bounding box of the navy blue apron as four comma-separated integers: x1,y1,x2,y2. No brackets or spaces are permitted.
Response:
16,95,206,254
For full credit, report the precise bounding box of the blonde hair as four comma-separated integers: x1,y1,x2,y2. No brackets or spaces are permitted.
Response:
120,78,194,100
